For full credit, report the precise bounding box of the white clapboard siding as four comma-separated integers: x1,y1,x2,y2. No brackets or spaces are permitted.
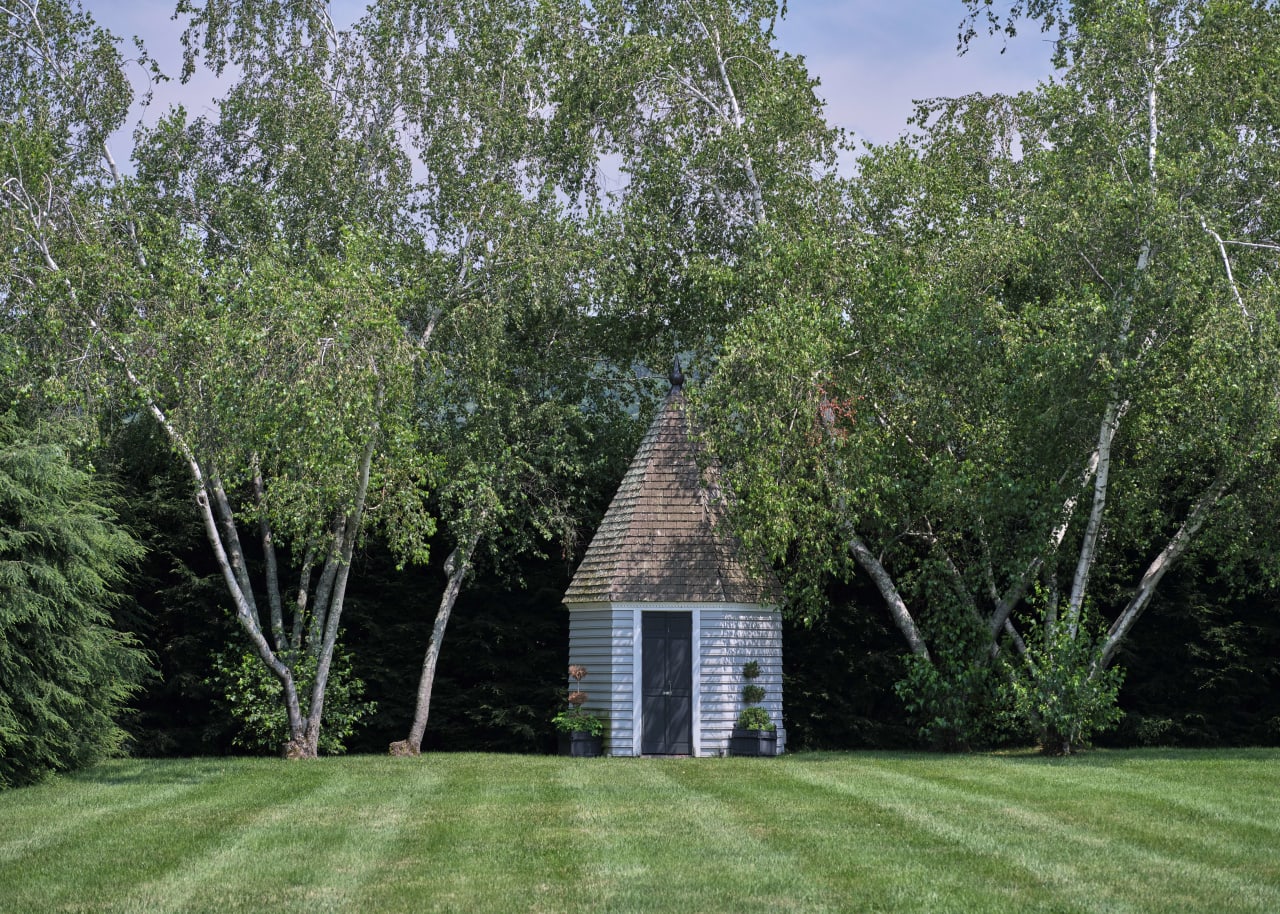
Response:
698,605,785,755
569,601,784,756
567,603,636,756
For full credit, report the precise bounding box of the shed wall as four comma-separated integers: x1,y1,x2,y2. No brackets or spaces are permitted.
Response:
566,603,635,756
698,606,785,755
568,601,784,757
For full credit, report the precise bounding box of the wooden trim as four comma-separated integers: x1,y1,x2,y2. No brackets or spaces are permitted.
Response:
691,606,703,757
631,606,642,756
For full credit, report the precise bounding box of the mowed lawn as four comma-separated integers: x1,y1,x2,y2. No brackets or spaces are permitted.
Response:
1,750,1277,913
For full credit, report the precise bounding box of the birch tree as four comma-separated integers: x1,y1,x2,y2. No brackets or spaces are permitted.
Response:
357,0,625,754
701,0,1280,752
552,0,844,368
3,0,428,758
380,0,845,752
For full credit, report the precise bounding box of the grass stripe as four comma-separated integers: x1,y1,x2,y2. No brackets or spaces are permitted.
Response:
571,759,839,913
0,750,1275,913
784,754,1280,913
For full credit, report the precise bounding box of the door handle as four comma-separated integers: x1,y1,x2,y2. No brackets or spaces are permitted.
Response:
662,690,672,696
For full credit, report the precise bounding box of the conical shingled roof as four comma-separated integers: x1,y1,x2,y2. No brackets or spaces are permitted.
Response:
564,376,784,606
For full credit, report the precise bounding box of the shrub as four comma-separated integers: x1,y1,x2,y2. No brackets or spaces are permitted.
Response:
895,609,1004,752
210,646,374,755
735,706,775,731
552,706,605,737
1001,608,1124,755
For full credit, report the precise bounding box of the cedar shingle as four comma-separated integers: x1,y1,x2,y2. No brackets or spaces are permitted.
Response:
563,386,783,605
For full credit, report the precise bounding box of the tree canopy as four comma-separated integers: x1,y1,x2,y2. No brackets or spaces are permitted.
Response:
700,0,1280,751
3,0,1278,761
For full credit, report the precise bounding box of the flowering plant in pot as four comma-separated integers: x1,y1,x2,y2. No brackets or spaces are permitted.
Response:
553,665,604,757
730,660,777,757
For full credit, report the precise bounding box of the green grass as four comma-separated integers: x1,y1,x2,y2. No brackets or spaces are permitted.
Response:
1,750,1277,913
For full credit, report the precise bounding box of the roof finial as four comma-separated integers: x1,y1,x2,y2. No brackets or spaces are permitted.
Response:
669,354,685,392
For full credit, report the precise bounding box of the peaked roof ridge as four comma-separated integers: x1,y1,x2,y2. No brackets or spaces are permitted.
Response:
564,383,783,606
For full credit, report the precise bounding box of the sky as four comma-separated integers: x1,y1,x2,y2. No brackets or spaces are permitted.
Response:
773,2,1056,143
92,0,1058,165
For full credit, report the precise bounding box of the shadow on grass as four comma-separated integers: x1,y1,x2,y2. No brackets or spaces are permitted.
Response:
776,749,984,763
990,746,1280,766
71,758,247,787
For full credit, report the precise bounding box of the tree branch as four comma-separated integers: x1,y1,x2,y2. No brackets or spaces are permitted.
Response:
307,516,347,656
1096,475,1232,671
706,23,766,224
292,543,316,652
847,531,931,661
253,461,286,652
1201,217,1250,323
1065,398,1126,633
210,473,262,631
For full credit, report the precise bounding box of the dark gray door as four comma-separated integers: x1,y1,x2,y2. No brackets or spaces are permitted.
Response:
641,611,692,755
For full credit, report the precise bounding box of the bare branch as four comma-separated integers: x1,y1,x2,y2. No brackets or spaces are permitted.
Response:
1201,217,1250,323
1075,246,1117,297
1219,238,1280,252
1003,618,1028,657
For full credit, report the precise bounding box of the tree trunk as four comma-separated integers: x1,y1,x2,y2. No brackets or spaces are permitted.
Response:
847,531,931,661
1095,476,1231,671
391,531,481,756
1065,399,1126,634
299,431,377,753
282,733,317,759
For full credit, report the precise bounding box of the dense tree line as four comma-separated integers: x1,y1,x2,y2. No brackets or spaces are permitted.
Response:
2,0,1278,782
103,415,1280,757
700,0,1280,752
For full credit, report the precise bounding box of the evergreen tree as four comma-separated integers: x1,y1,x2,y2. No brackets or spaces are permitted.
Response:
0,415,152,787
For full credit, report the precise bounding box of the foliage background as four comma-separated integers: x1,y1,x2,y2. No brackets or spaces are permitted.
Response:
100,431,1280,754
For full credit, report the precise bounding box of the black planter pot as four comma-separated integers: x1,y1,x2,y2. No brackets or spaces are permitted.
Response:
729,727,778,757
557,731,604,757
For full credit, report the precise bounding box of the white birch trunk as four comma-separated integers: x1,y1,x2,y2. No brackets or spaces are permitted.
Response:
705,22,766,225
1064,399,1125,634
847,532,931,661
391,529,482,755
1096,477,1231,671
300,432,378,756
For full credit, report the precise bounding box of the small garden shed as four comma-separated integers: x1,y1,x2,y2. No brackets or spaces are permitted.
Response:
563,361,785,756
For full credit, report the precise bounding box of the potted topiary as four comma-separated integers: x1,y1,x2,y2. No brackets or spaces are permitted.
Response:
553,665,605,757
729,660,777,757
